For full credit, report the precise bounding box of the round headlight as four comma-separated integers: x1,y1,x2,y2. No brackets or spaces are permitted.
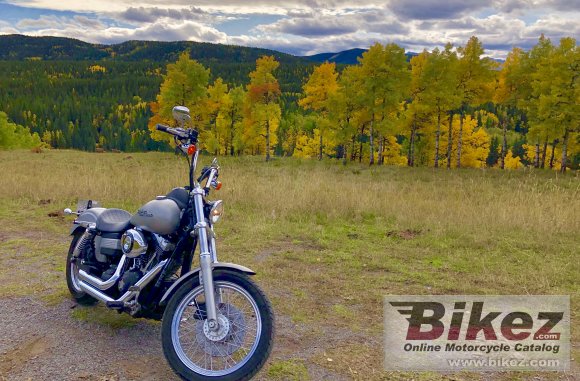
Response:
209,200,224,224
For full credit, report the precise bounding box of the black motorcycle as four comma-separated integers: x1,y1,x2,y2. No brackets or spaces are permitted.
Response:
64,106,274,381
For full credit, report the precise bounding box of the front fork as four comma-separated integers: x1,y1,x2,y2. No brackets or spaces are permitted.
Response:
191,187,220,329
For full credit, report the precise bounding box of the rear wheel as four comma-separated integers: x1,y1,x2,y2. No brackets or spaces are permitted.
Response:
65,231,97,305
161,270,274,381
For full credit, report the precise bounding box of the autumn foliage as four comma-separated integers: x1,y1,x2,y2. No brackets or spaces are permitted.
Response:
146,35,578,171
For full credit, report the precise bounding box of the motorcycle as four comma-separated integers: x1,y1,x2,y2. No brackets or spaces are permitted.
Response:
64,106,274,381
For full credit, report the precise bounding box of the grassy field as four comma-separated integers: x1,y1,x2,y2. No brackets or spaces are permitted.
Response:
0,149,578,380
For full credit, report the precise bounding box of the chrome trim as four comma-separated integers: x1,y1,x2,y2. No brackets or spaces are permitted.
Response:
210,226,218,263
172,106,191,126
193,187,218,325
153,233,175,251
78,255,127,290
121,229,148,258
78,259,168,306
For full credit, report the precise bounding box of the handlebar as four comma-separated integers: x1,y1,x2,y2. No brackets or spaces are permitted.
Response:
156,124,198,141
156,124,169,133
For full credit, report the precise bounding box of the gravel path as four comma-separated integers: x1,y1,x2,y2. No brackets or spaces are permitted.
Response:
0,296,180,381
0,296,349,381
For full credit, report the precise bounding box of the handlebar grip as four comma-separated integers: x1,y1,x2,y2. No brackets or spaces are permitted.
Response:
156,124,169,132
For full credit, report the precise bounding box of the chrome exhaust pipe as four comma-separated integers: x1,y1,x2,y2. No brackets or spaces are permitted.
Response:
78,259,168,306
78,280,115,303
78,255,127,290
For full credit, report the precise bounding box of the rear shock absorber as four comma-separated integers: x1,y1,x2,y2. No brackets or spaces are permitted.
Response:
73,225,96,258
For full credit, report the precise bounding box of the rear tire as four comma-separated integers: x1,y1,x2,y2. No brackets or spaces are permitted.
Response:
66,231,97,305
161,270,274,381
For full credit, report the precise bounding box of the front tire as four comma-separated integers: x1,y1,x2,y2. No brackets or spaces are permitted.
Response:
161,270,274,381
65,231,97,305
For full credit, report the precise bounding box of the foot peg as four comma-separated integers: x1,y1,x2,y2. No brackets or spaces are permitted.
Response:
106,301,125,309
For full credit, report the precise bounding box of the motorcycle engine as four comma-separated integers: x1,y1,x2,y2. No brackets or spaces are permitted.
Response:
118,268,142,294
117,234,173,293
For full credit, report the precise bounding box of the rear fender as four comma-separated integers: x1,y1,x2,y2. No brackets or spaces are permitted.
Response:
159,263,256,307
69,207,106,235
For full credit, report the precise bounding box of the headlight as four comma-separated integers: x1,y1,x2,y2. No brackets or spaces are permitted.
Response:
209,200,224,224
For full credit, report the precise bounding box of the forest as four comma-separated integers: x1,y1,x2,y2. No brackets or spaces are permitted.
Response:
0,34,578,171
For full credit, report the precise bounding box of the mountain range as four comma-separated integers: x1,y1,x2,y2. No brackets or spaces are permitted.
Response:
0,34,416,65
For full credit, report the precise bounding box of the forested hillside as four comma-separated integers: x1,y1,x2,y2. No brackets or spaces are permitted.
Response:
0,34,577,171
0,35,314,151
0,35,305,64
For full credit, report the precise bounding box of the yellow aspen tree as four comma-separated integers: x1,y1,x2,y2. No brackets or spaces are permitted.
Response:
455,36,495,168
149,52,210,144
245,56,281,161
299,62,339,160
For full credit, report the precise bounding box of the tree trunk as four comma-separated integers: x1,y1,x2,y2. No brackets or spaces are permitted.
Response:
358,125,365,163
407,120,417,167
447,113,453,169
318,129,323,161
434,112,441,168
229,118,235,156
342,142,348,165
408,120,416,167
381,137,386,165
534,143,540,168
369,114,375,165
549,139,557,169
265,120,270,162
560,129,569,173
350,134,356,161
378,137,384,165
500,119,507,170
214,118,219,156
540,139,548,169
456,113,463,168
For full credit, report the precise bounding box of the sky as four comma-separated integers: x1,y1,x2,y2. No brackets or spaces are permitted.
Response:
0,0,578,58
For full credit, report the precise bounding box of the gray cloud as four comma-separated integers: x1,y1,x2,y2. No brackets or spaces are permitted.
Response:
260,17,358,37
117,6,209,24
258,9,409,38
389,0,490,20
2,0,579,58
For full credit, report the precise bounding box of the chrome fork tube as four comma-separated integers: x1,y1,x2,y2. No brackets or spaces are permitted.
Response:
192,187,218,326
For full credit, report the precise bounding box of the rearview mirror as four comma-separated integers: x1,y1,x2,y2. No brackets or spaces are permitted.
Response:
172,106,191,126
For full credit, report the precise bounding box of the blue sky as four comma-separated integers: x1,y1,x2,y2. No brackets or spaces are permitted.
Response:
0,0,578,57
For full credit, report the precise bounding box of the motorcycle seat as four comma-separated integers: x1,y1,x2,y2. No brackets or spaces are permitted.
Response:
96,208,132,232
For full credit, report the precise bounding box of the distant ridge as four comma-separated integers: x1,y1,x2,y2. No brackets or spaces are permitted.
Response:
304,48,368,65
0,34,427,66
0,34,306,64
305,48,418,65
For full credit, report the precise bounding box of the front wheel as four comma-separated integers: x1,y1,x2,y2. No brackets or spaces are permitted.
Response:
161,270,274,381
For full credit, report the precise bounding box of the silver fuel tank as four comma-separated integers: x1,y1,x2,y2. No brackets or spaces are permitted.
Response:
130,198,181,235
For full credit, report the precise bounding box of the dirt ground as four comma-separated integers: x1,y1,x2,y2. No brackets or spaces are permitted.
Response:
0,295,354,381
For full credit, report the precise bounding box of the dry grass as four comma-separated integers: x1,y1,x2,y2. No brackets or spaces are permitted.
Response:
0,149,578,381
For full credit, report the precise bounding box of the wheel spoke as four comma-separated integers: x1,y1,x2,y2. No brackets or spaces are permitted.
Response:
171,280,263,376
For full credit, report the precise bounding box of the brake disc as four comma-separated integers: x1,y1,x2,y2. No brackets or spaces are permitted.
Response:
195,303,247,356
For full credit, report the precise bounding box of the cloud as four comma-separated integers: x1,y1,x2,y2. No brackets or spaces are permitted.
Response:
258,9,409,38
116,6,209,24
1,0,578,58
258,16,358,37
0,20,19,34
11,15,227,45
388,0,490,20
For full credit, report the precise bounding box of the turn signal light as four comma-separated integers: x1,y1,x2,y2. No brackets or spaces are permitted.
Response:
187,145,197,155
215,181,222,190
